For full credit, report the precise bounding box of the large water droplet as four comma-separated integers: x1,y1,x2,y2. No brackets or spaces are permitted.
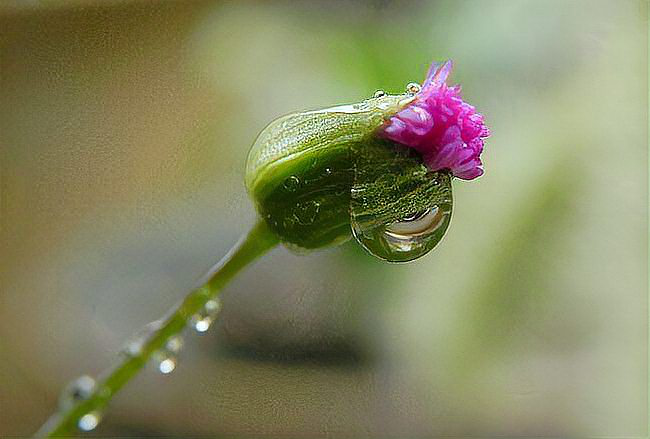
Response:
59,375,96,410
190,299,222,334
351,204,451,262
350,139,453,263
78,411,101,431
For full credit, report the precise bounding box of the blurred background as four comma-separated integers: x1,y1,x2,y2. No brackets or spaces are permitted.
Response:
1,0,647,436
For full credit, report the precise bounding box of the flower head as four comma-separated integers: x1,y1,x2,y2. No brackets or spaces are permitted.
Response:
246,93,453,252
381,60,490,180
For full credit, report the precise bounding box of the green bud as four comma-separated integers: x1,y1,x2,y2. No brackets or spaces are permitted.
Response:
245,93,453,261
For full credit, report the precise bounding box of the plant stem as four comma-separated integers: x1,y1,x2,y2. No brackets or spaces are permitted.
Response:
35,219,279,437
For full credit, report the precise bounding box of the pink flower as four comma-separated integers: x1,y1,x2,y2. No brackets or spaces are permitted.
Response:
381,60,490,180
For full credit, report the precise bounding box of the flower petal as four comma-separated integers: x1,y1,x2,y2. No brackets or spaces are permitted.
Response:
380,60,489,180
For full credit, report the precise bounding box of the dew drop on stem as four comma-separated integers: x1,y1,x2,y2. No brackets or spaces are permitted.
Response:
165,335,183,353
121,320,163,358
77,411,101,432
156,356,177,374
59,375,96,410
190,299,222,334
153,334,185,374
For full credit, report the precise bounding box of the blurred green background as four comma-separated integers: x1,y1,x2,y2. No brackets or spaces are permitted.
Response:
1,0,647,436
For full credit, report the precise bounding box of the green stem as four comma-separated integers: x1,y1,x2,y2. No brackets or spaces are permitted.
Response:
35,220,279,437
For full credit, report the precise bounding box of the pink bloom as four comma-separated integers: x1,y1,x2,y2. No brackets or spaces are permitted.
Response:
381,60,490,180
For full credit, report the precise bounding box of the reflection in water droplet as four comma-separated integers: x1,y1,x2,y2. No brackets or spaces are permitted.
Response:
373,89,386,98
78,411,101,431
351,205,452,263
283,175,300,192
190,299,221,334
406,82,421,94
59,375,96,410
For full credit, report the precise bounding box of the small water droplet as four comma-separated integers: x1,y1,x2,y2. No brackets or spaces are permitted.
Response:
157,356,177,374
152,334,185,374
122,340,142,357
292,201,320,225
165,335,184,353
406,82,421,94
190,299,222,334
373,89,386,98
78,411,101,431
59,375,96,410
283,176,300,192
121,320,162,357
194,319,210,333
324,167,332,175
351,205,452,263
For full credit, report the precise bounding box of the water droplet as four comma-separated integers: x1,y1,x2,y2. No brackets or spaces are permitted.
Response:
122,340,142,357
151,334,185,374
157,357,176,374
121,320,162,357
190,299,222,334
59,375,96,410
324,167,332,176
373,89,386,98
78,411,101,431
350,138,453,262
351,205,452,263
283,176,300,192
165,335,184,353
292,201,320,225
406,82,421,94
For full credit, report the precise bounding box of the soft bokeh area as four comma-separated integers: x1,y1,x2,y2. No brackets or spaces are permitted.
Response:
1,0,647,436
